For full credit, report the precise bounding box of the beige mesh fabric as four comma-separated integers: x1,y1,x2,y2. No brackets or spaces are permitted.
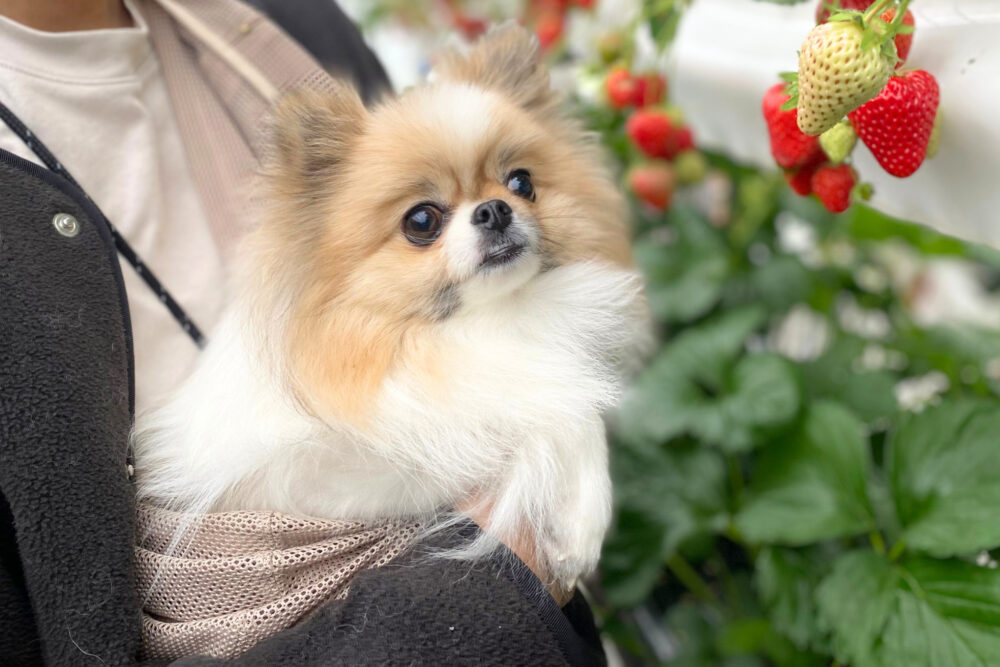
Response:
135,503,421,660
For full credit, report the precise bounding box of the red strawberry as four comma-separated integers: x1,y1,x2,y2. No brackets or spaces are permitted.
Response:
632,73,667,107
786,168,815,196
848,70,939,178
762,83,823,169
626,109,682,159
628,163,674,210
784,153,826,195
535,11,564,51
674,125,695,151
811,163,856,212
605,67,638,109
882,8,915,67
815,0,869,25
453,14,487,40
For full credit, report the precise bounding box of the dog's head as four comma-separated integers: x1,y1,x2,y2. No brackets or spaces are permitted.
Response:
254,24,631,420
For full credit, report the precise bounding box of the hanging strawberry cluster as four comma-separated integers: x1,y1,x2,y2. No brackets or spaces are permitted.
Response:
442,0,594,46
603,66,704,212
763,0,940,213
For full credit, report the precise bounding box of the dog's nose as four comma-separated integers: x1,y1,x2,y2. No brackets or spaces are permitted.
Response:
472,199,513,232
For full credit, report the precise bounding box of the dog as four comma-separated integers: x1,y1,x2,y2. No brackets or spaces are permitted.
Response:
133,23,649,589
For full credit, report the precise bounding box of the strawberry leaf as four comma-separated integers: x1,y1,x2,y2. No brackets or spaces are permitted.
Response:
780,72,799,110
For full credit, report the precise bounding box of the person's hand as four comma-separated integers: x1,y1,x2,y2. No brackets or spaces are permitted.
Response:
458,497,575,606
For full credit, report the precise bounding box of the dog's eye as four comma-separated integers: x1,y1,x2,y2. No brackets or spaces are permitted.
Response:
402,204,444,245
506,169,535,201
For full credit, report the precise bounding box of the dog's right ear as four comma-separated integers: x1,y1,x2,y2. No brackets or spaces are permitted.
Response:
269,85,367,193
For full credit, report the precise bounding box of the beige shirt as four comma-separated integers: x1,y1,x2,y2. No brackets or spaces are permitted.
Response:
0,0,227,413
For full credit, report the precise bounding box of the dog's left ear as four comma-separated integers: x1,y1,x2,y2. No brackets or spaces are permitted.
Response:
435,22,558,117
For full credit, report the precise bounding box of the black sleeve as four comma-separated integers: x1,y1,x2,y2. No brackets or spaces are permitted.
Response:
242,0,392,104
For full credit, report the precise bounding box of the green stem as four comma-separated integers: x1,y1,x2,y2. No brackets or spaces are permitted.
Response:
666,553,724,612
887,540,906,562
890,0,911,26
862,0,892,23
727,455,744,506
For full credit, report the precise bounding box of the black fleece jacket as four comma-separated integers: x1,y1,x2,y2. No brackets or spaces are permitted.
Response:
0,3,604,665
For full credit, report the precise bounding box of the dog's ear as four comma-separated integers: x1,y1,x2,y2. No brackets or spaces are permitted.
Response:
435,22,558,117
269,85,367,194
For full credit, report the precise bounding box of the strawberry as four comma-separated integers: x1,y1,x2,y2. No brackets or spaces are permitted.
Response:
674,150,707,184
786,167,815,196
596,32,624,64
628,163,674,210
796,19,894,135
569,0,596,8
882,8,915,67
784,152,826,195
626,109,682,159
535,11,564,51
848,70,939,177
762,83,823,169
674,125,695,152
815,1,916,68
452,14,487,40
815,0,869,25
605,67,638,109
632,73,668,107
819,120,857,163
811,163,856,212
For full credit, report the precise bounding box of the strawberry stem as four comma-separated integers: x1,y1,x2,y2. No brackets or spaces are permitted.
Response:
862,0,892,23
888,0,911,29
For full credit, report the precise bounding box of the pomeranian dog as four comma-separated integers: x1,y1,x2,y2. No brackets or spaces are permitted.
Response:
133,24,649,588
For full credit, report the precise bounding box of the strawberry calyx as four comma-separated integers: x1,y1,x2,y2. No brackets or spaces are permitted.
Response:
785,0,910,112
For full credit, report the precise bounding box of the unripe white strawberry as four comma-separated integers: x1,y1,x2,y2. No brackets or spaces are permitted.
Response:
796,20,893,135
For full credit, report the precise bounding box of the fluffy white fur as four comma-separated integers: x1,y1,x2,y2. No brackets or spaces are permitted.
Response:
134,260,646,584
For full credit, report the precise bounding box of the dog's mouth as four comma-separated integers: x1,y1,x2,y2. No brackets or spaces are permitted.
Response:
480,243,526,270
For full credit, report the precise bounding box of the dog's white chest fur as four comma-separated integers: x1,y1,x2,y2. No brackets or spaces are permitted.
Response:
134,262,646,584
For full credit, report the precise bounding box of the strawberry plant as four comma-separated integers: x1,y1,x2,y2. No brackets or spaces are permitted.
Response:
360,2,1000,665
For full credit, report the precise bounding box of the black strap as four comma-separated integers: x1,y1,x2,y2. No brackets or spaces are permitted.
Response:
0,100,206,348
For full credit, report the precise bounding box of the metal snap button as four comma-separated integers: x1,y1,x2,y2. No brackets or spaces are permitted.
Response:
52,212,80,237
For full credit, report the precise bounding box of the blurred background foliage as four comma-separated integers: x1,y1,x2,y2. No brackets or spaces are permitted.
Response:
350,0,1000,664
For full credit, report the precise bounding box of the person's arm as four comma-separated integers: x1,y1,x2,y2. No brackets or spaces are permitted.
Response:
170,523,605,667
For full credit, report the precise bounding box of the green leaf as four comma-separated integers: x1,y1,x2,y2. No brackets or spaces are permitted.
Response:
846,204,969,256
889,399,1000,556
689,353,801,452
819,553,1000,667
602,444,728,607
800,336,899,423
756,547,830,651
634,216,730,323
600,508,671,608
615,306,766,447
737,402,875,544
616,301,800,452
816,550,900,666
